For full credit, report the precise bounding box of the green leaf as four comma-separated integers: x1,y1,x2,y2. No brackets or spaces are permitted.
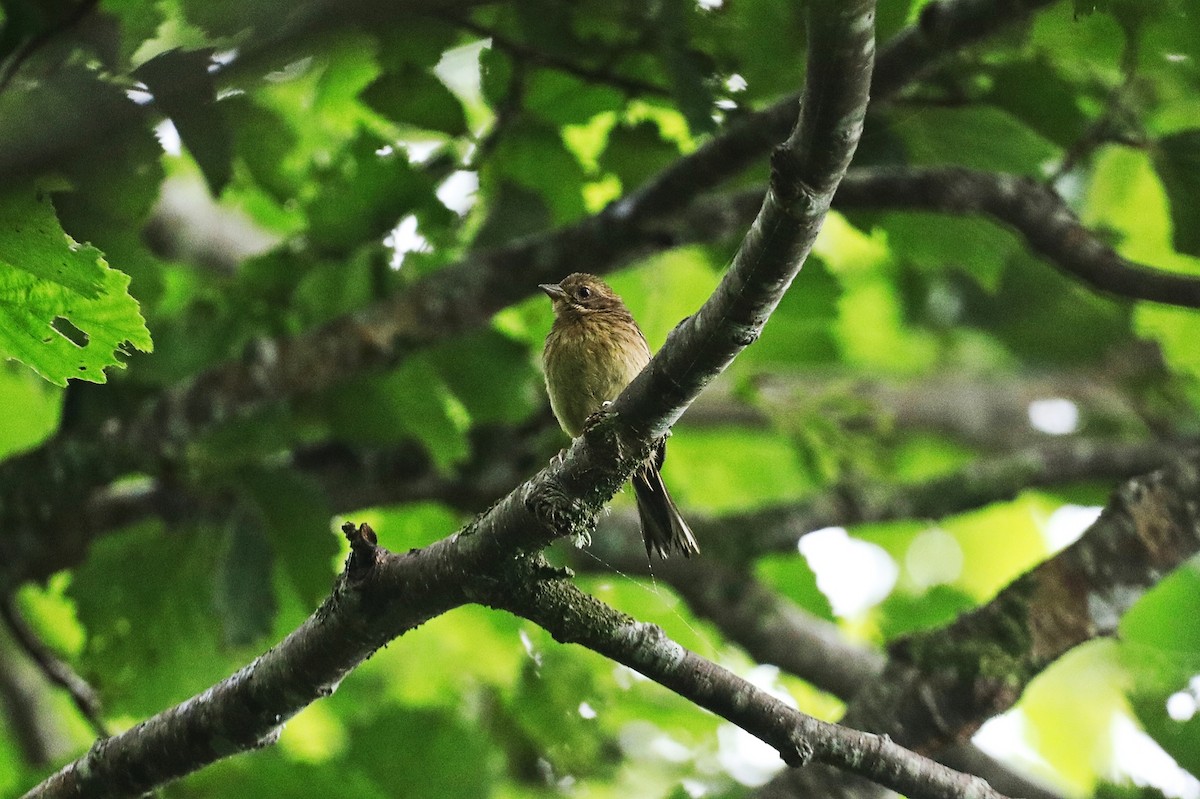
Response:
654,0,715,134
51,113,169,310
666,426,813,514
1153,129,1200,257
101,0,166,61
214,507,278,647
492,120,588,224
177,0,276,39
0,66,143,183
876,585,977,639
1131,691,1200,782
182,754,390,799
1135,305,1200,403
1073,0,1110,16
703,0,807,102
375,17,460,71
237,467,339,608
291,248,381,327
324,358,471,473
368,502,461,551
350,707,496,799
225,96,302,202
360,67,468,136
0,187,152,386
136,48,233,195
426,329,540,426
733,256,842,369
955,247,1129,368
0,0,76,60
882,212,1023,293
525,69,625,127
598,121,682,193
985,60,1092,149
0,188,105,296
1121,564,1200,778
1022,641,1129,793
479,45,514,109
472,180,552,247
0,363,61,458
895,106,1060,175
69,522,236,717
755,555,836,622
305,134,440,252
1121,563,1200,653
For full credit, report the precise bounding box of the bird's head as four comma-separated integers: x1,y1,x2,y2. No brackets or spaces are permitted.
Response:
539,273,625,317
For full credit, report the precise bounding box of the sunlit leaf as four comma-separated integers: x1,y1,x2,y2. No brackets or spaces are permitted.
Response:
361,67,468,136
0,187,152,386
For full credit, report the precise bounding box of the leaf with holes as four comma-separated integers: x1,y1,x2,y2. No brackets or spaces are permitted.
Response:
0,187,152,386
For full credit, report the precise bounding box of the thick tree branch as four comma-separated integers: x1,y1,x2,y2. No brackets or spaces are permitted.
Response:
835,167,1200,308
734,436,1187,558
759,448,1200,798
680,168,1200,309
683,366,1159,449
21,0,877,794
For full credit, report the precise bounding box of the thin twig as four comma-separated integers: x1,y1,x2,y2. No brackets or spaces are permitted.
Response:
434,11,671,97
0,595,110,739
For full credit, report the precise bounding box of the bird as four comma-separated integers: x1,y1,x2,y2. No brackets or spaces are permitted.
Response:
540,272,699,559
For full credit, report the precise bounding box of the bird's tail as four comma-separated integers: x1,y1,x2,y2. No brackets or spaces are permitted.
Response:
632,459,699,560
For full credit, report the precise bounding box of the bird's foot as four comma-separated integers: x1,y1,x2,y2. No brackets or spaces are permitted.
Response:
582,400,614,433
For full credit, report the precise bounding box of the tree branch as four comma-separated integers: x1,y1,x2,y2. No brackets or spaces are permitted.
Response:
0,631,69,768
679,168,1200,309
50,424,1191,594
834,167,1200,308
431,12,671,97
0,595,109,740
485,560,1014,799
759,447,1200,797
21,0,877,794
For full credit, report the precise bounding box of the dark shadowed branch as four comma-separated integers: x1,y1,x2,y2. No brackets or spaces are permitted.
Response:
758,447,1200,798
0,596,109,740
678,168,1200,309
835,167,1200,308
45,420,1190,592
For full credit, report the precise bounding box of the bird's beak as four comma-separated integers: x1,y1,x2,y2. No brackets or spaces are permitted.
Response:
539,282,567,301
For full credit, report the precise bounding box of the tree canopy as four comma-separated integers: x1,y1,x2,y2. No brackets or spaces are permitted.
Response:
1,0,1200,798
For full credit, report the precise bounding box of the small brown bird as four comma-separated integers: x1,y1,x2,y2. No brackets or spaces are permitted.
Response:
540,273,699,559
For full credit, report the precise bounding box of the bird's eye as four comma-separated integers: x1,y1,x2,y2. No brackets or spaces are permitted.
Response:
577,286,592,299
